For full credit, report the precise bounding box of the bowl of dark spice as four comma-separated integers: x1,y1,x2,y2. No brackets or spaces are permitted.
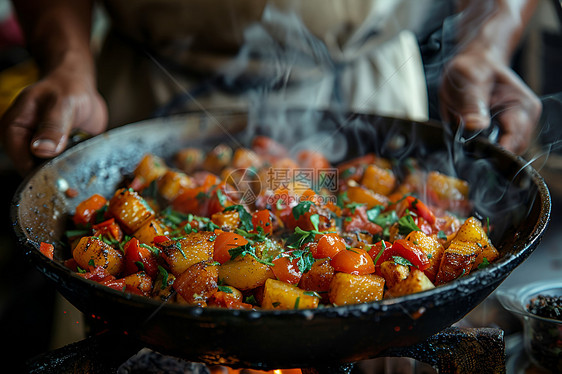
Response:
497,281,562,373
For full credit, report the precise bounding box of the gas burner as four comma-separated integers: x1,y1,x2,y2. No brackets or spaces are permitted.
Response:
25,327,505,374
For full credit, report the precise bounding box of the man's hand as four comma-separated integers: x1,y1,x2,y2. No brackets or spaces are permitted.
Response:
0,68,107,174
439,50,541,154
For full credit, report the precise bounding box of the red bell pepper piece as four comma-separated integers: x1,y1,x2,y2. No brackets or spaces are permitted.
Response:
404,196,436,225
39,242,54,260
123,237,159,278
377,239,430,271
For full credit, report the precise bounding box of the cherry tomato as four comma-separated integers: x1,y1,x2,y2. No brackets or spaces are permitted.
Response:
331,248,375,275
123,237,159,278
251,209,273,235
313,233,346,259
213,232,248,264
73,194,107,226
271,254,302,285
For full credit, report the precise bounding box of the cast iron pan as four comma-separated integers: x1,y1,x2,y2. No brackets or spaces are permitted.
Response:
11,110,551,369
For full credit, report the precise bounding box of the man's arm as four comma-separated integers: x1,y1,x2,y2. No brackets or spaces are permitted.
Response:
1,0,107,174
439,0,541,154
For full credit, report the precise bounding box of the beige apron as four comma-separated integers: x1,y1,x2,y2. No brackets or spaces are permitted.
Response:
97,0,429,127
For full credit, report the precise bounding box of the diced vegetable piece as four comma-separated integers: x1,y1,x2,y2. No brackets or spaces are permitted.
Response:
385,269,435,298
345,184,389,209
295,150,331,169
122,271,153,296
208,288,253,310
211,210,240,232
131,154,167,190
123,237,159,278
133,218,169,246
313,233,346,259
202,144,233,174
405,231,444,282
271,255,302,285
435,240,481,285
262,278,320,309
72,236,123,276
108,188,155,233
231,148,263,169
298,258,335,300
213,232,248,264
218,254,275,290
39,242,54,260
174,147,204,174
329,273,385,306
158,231,215,276
92,218,123,242
361,164,396,196
173,261,219,306
379,260,409,289
251,209,272,235
152,271,176,301
157,170,195,201
73,194,107,226
426,171,470,211
331,248,375,275
251,136,289,163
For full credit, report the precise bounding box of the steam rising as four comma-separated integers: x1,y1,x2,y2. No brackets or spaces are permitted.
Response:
146,2,552,241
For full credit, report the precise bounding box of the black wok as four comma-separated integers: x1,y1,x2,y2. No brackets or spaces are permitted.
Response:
12,110,550,369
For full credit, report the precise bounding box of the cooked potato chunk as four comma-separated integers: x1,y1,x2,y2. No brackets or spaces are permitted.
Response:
132,154,168,189
211,210,240,231
452,217,499,270
159,231,215,276
385,269,435,298
202,144,233,174
219,254,275,290
157,170,195,201
173,261,219,306
123,271,153,296
108,188,155,234
73,236,123,275
262,278,320,309
361,164,396,196
299,258,335,301
435,241,480,285
329,273,385,306
379,260,409,289
345,184,389,209
405,231,444,282
133,218,169,246
152,272,176,301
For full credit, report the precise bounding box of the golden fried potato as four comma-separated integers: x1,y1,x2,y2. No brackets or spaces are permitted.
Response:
385,269,435,298
108,188,155,234
219,254,275,291
159,231,215,276
361,164,396,196
73,236,123,276
379,260,409,289
173,261,219,305
262,278,320,309
329,272,385,306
